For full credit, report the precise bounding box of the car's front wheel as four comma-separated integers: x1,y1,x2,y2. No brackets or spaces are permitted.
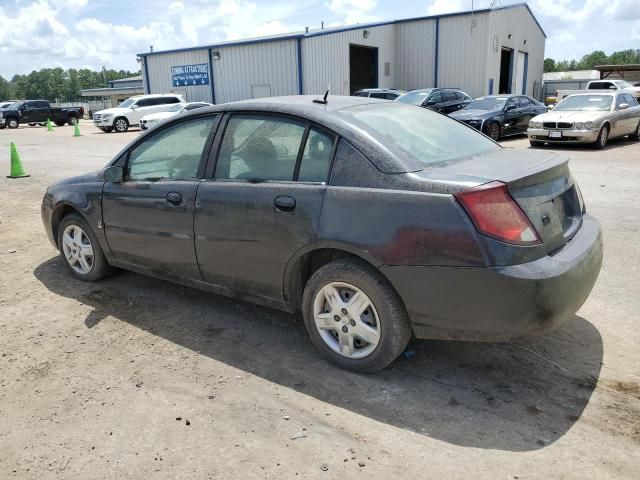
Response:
485,121,501,141
57,214,113,281
113,117,129,133
594,124,609,149
302,258,412,373
7,118,19,129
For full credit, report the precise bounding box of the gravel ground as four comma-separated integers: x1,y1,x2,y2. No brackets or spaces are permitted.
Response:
0,121,639,479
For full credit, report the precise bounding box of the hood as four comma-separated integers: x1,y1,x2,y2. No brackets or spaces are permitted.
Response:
449,109,498,120
532,110,609,123
95,107,131,115
142,111,177,121
48,171,103,189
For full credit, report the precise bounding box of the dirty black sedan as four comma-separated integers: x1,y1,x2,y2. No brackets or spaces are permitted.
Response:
42,96,603,372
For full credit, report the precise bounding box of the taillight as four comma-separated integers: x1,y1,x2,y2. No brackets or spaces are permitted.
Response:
455,181,541,246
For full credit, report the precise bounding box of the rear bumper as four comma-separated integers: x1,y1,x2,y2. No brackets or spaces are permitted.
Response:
528,127,600,144
382,214,603,341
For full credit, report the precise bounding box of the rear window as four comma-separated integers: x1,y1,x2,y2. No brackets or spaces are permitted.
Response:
396,90,432,105
340,103,499,167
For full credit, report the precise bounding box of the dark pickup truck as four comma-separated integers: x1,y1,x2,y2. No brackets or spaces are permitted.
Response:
0,100,82,129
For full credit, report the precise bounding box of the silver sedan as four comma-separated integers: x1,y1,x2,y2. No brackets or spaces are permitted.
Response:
528,92,640,148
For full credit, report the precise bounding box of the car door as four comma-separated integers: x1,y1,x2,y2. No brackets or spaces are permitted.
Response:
619,94,638,134
129,98,152,124
194,113,336,300
502,98,522,134
20,101,37,123
102,114,219,279
440,91,459,114
516,96,535,131
423,91,443,112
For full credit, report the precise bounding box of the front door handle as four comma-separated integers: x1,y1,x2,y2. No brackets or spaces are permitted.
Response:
166,191,182,205
274,195,296,212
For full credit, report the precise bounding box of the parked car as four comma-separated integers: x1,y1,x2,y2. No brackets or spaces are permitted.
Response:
556,79,640,103
0,101,15,109
449,95,548,140
93,94,185,133
396,88,472,114
42,95,603,372
140,102,213,130
528,92,640,148
352,88,405,100
0,100,82,129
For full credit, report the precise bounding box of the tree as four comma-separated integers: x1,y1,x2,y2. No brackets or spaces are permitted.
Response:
543,58,556,73
0,75,11,100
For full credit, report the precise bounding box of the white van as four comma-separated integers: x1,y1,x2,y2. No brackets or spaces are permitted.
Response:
93,94,185,133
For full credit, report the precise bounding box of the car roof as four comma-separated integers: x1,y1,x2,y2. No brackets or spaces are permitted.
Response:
356,88,403,93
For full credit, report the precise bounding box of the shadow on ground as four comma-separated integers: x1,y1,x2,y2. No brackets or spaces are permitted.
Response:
500,134,633,152
34,257,603,452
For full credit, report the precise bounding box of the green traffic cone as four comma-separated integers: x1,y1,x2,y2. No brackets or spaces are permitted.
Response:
7,142,29,178
46,119,53,131
73,122,81,137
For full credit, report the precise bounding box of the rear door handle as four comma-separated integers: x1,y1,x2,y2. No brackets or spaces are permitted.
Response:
274,195,296,212
166,191,183,205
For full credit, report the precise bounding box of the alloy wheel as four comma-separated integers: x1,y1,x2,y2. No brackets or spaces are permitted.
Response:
488,123,500,140
115,119,127,132
312,282,381,359
61,224,94,275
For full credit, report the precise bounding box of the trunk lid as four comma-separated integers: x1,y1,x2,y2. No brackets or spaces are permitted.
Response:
430,149,583,253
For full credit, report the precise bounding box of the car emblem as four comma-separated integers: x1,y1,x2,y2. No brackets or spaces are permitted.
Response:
541,214,551,225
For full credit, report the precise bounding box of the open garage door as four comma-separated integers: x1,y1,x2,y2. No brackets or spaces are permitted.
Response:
349,44,378,94
514,51,527,95
499,48,513,94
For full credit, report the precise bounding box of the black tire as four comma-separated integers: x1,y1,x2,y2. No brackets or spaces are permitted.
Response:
529,140,544,147
7,117,19,129
485,121,501,141
629,121,640,141
67,115,79,126
593,124,609,149
57,213,114,282
0,125,5,129
113,117,129,133
302,258,412,373
54,120,66,127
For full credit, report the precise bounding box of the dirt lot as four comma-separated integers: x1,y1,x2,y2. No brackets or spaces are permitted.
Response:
1,121,639,479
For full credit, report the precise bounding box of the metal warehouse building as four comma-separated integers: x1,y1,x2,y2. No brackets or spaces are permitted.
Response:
139,3,545,104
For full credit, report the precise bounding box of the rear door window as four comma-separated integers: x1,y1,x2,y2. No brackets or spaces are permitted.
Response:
297,128,335,183
215,115,306,181
425,92,442,105
442,91,456,103
518,97,531,107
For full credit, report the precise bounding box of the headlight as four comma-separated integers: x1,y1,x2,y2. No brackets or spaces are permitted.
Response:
529,121,542,128
575,122,584,129
102,113,113,118
0,113,3,119
585,121,594,129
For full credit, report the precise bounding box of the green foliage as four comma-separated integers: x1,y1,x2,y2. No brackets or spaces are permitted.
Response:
1,68,140,101
544,49,640,72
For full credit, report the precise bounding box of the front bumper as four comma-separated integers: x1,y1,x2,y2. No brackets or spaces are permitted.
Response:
382,214,603,341
93,117,114,128
0,118,5,127
528,127,600,144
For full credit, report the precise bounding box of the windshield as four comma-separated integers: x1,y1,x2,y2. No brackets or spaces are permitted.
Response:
340,103,499,167
396,90,433,105
554,95,613,111
7,102,22,110
118,98,137,108
166,103,186,112
466,97,508,111
615,80,633,89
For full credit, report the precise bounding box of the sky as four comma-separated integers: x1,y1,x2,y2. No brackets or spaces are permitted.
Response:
0,0,639,79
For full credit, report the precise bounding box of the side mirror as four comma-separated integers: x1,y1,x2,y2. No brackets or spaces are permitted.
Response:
425,100,436,106
506,104,517,111
609,85,616,90
617,103,629,110
131,104,138,109
103,166,123,183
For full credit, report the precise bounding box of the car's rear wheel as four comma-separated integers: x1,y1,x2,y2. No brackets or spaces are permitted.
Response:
594,124,609,149
302,258,412,373
113,117,129,133
486,121,501,141
68,115,79,126
629,121,640,141
57,214,113,281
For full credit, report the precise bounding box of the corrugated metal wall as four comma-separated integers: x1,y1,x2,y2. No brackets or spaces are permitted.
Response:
394,19,437,91
144,49,212,102
486,5,546,98
438,12,490,98
301,24,396,95
141,6,545,103
212,40,298,104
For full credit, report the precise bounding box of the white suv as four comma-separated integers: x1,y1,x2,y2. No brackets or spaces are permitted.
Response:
93,94,185,133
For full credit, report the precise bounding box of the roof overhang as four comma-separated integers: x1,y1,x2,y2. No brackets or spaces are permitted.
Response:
80,86,144,97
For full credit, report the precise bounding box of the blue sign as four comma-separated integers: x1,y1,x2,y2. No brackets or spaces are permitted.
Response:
171,63,209,87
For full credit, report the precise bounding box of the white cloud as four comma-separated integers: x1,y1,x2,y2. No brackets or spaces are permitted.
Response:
426,0,465,16
326,0,379,24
